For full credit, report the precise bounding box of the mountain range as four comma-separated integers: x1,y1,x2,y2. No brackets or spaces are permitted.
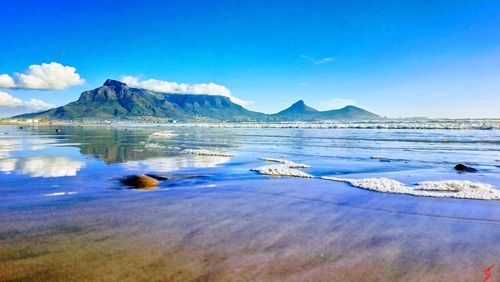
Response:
14,79,379,121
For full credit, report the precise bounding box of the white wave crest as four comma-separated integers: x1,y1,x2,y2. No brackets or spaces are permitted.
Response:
148,131,178,139
185,149,234,157
251,164,313,178
321,177,500,200
252,157,312,178
259,158,310,168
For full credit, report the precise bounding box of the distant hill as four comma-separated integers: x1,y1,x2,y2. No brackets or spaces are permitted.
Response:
272,100,379,121
273,100,319,119
14,79,380,121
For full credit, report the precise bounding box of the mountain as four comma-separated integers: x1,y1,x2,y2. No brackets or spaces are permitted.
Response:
16,79,266,121
273,100,318,119
14,79,380,121
272,100,379,120
321,105,379,119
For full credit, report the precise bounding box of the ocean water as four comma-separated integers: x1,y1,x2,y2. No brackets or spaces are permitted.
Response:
0,123,499,281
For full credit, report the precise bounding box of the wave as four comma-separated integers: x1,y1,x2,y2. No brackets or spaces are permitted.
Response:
321,177,500,200
113,119,500,130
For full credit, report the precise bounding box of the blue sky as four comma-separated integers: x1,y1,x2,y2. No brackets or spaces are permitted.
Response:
0,0,499,117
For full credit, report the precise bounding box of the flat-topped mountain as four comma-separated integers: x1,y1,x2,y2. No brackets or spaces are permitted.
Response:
14,79,379,121
16,79,265,121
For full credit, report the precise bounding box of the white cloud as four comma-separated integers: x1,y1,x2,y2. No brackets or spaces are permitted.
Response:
300,55,335,65
121,75,252,106
23,98,55,111
0,74,16,88
0,91,23,107
312,98,356,110
0,62,84,90
0,91,54,112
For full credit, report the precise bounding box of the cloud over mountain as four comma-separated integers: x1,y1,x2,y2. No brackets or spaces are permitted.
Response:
0,91,54,113
0,91,23,107
121,76,251,106
0,62,84,90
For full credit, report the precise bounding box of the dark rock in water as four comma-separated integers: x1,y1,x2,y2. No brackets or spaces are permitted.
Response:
121,174,159,189
19,126,23,129
55,129,61,133
145,174,171,181
454,164,477,173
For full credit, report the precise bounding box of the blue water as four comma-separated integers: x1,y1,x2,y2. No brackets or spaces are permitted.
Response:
0,124,499,280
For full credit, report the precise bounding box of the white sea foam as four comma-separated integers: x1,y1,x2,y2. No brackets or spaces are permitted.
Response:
148,130,178,139
144,143,166,149
185,149,234,157
252,158,312,178
44,191,78,197
321,177,500,200
251,164,313,178
259,158,310,168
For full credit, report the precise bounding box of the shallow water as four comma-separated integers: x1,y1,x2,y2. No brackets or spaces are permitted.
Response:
0,124,499,281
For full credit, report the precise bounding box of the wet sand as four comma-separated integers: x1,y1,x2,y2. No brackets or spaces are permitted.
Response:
1,178,499,281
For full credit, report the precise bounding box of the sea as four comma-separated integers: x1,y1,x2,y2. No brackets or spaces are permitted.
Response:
0,120,499,281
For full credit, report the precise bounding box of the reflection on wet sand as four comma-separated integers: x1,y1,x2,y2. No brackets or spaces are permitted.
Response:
0,134,58,158
1,178,498,281
30,126,239,164
0,158,17,173
0,157,85,177
0,138,22,158
123,155,231,172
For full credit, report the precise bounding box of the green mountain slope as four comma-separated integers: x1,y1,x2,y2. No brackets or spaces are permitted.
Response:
14,80,380,121
16,79,266,121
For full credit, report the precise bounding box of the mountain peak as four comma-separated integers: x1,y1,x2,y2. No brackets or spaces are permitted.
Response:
103,79,127,88
287,100,317,112
341,105,356,109
293,99,305,105
274,100,318,116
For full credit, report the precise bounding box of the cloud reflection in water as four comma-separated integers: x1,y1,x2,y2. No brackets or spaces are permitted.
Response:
0,157,85,177
123,155,231,172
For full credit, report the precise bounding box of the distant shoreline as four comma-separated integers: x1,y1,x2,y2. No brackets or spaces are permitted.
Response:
1,118,499,130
